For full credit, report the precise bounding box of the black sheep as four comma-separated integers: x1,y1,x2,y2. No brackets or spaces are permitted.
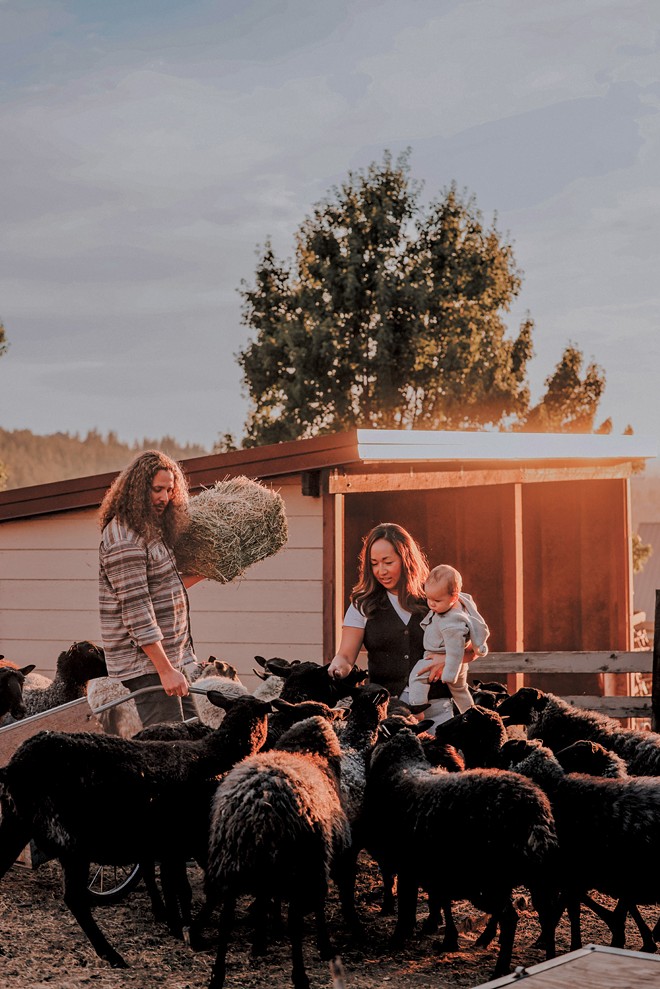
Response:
497,687,660,777
363,726,559,978
0,693,277,967
202,716,352,989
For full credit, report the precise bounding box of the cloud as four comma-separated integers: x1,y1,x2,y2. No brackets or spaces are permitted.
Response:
0,0,659,448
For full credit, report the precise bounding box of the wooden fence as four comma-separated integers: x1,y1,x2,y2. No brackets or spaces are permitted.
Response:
473,651,653,720
475,590,660,727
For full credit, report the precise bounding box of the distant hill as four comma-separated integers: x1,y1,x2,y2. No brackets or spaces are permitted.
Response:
0,428,211,490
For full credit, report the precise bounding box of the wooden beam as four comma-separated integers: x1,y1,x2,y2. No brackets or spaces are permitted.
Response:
328,463,634,494
473,650,652,675
510,482,524,692
333,493,345,661
653,589,660,731
562,696,651,718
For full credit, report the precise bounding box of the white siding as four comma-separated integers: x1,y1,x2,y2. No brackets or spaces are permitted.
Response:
0,479,324,682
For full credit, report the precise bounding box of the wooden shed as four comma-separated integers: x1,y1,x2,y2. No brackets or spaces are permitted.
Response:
0,429,655,692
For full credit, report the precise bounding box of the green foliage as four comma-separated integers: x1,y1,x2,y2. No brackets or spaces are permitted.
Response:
523,343,606,433
632,531,653,575
238,151,534,445
0,428,210,490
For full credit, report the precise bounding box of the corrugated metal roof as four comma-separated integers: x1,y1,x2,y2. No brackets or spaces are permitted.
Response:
0,428,655,523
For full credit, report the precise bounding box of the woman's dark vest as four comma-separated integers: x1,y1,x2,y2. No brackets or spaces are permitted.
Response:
362,596,426,698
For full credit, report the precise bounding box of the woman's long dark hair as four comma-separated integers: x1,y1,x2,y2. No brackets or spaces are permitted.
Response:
351,522,429,619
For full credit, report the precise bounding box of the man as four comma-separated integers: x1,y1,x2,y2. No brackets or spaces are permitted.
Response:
98,449,204,727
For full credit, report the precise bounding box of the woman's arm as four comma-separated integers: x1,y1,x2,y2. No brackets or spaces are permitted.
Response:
327,626,365,679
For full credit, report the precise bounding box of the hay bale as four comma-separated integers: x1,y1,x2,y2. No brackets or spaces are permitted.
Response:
174,476,288,583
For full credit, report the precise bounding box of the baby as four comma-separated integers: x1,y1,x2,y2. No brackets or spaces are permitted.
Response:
408,563,490,716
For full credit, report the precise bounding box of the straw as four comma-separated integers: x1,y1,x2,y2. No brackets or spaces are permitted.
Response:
174,476,288,583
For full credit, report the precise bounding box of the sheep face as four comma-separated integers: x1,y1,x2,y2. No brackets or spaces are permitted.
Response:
57,641,108,684
496,687,547,726
0,666,35,720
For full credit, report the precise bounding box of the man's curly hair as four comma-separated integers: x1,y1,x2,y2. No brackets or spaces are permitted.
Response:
99,450,189,547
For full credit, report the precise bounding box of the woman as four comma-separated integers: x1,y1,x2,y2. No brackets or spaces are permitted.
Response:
328,522,448,700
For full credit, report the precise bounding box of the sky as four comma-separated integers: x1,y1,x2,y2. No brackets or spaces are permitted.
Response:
0,0,659,457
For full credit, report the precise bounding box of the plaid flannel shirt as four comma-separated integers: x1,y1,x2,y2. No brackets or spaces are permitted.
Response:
99,517,196,680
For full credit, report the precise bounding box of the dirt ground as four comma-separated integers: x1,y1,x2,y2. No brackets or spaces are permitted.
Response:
0,854,657,989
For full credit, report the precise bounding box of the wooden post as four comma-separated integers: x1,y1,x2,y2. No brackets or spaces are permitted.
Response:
653,589,660,732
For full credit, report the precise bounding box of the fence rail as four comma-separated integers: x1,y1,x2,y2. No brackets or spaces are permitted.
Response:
474,650,653,720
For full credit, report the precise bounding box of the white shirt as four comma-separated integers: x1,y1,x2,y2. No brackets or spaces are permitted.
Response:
343,591,413,629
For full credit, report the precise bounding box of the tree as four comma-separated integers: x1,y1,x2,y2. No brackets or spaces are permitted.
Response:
238,152,534,445
523,343,607,433
238,151,605,445
632,532,652,575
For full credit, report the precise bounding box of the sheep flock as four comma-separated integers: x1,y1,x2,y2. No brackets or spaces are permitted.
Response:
1,650,660,988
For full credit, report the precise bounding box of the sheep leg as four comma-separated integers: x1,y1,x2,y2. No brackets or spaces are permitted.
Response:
332,846,364,937
0,811,32,881
250,893,270,956
187,888,219,951
627,902,657,953
530,885,558,960
159,858,193,939
474,912,499,948
140,860,167,923
61,857,128,968
420,890,443,934
491,898,518,978
314,895,334,960
390,872,418,948
434,900,460,953
581,893,627,948
652,914,660,942
288,897,311,989
566,893,583,951
208,894,236,989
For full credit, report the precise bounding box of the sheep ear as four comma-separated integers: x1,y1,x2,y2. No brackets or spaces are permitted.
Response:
270,698,293,712
206,690,236,711
254,655,267,669
415,720,435,734
20,665,36,676
262,658,295,676
252,669,269,681
408,703,431,715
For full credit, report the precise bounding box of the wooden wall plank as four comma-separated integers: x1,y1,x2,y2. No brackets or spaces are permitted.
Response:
473,650,651,674
2,608,322,644
0,510,99,549
0,578,323,613
0,580,99,610
0,546,322,581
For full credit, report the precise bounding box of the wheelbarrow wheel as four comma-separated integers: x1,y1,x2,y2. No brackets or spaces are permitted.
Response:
87,862,142,904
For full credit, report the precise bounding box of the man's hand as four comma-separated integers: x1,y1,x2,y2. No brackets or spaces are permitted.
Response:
159,667,189,698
